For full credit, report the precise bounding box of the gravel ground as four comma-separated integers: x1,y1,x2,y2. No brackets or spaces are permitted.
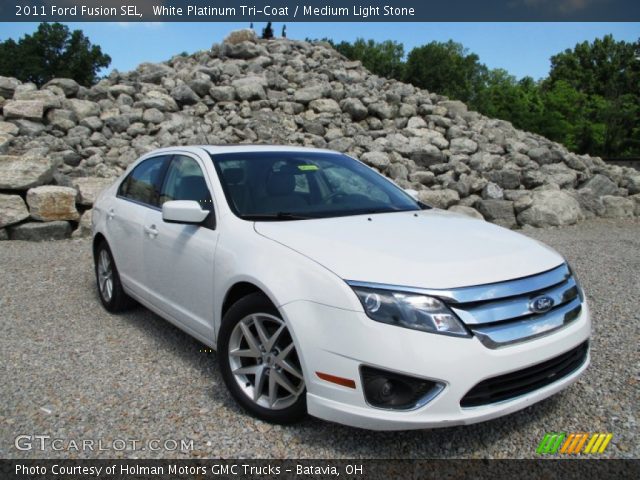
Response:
1,218,638,459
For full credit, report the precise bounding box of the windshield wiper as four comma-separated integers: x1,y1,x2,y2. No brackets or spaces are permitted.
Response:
239,212,314,221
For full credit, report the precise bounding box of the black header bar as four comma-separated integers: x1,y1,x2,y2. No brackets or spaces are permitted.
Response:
2,0,639,22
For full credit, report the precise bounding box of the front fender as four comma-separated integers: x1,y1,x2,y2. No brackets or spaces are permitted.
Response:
212,222,362,338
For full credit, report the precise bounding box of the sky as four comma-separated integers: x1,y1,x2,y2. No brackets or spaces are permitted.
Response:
1,22,638,80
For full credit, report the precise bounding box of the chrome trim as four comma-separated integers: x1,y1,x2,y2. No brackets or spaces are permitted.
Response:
345,263,569,304
451,277,578,325
470,297,582,349
414,382,446,410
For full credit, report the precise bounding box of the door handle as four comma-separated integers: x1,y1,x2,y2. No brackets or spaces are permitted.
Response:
107,208,115,220
144,225,159,237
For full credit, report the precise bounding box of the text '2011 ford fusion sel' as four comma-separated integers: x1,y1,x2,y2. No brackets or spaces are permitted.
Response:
92,145,590,430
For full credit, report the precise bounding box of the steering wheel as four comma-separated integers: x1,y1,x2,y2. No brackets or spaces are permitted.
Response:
324,192,349,204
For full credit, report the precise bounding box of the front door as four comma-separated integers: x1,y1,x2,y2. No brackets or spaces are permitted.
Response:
142,154,218,341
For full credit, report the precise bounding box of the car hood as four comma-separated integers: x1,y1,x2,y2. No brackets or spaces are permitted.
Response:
254,209,564,289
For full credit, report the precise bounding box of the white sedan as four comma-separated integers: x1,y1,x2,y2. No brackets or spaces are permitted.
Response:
92,145,590,430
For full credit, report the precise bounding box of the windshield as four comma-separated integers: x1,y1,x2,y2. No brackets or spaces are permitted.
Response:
210,151,421,220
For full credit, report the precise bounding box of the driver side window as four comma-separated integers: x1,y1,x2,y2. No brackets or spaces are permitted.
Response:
160,156,213,211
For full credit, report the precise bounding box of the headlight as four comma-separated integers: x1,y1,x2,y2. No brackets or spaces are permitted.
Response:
351,286,470,337
567,263,585,301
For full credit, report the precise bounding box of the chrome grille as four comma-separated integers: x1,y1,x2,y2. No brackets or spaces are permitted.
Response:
449,264,583,348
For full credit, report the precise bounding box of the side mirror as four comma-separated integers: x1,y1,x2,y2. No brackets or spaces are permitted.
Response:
404,188,419,200
162,200,209,225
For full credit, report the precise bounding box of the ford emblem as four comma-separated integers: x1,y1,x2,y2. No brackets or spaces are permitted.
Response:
530,295,555,313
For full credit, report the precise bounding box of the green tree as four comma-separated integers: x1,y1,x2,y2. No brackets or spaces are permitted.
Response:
404,40,487,104
333,38,405,79
261,22,274,40
0,23,111,87
545,35,640,156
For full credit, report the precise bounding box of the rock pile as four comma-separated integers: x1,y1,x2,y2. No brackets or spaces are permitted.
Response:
0,29,639,240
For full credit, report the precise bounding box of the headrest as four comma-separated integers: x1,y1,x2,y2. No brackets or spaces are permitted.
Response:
224,168,244,185
266,172,296,196
177,175,209,202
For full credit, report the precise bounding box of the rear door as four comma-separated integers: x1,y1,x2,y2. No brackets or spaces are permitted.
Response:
109,155,170,295
142,153,218,340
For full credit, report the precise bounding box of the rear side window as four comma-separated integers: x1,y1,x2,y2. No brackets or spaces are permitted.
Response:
118,156,168,207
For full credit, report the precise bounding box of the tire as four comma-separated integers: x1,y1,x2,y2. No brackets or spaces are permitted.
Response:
94,241,135,312
218,293,307,424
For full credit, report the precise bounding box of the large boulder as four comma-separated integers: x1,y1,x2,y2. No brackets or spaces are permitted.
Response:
569,188,605,218
0,133,11,154
0,154,56,190
0,121,19,136
2,100,45,121
417,189,460,209
481,182,504,200
232,76,266,101
209,86,236,102
0,76,21,98
517,190,583,227
223,41,267,59
579,174,618,197
139,91,179,112
0,194,29,228
26,186,80,221
601,196,635,218
72,209,93,238
450,137,478,155
623,174,640,195
14,89,62,109
44,78,80,97
224,29,258,45
8,220,72,241
46,109,77,131
475,199,517,229
309,98,341,114
360,151,390,169
137,63,173,84
448,205,484,220
72,177,113,206
170,84,200,105
66,98,100,120
294,85,326,104
341,98,368,120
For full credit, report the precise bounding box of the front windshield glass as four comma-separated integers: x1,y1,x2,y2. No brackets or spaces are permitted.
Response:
210,151,421,220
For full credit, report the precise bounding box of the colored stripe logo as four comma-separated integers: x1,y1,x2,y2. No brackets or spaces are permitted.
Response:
537,433,612,455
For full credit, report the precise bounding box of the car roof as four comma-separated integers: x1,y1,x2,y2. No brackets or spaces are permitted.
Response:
144,145,338,157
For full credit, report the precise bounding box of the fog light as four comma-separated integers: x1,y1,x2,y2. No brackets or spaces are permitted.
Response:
360,366,443,410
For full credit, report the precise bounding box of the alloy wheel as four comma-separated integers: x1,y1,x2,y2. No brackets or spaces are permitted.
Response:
227,313,304,410
97,249,114,302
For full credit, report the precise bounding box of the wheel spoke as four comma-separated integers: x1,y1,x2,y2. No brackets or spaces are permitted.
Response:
276,358,304,380
276,342,294,360
268,371,278,407
253,365,267,402
239,321,261,355
233,364,260,376
265,324,286,352
252,315,270,349
272,369,298,396
229,348,260,358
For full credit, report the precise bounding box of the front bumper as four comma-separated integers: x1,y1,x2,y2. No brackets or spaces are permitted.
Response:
280,299,591,431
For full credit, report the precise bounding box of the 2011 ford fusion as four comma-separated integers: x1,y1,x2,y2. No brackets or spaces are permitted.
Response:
92,145,590,430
